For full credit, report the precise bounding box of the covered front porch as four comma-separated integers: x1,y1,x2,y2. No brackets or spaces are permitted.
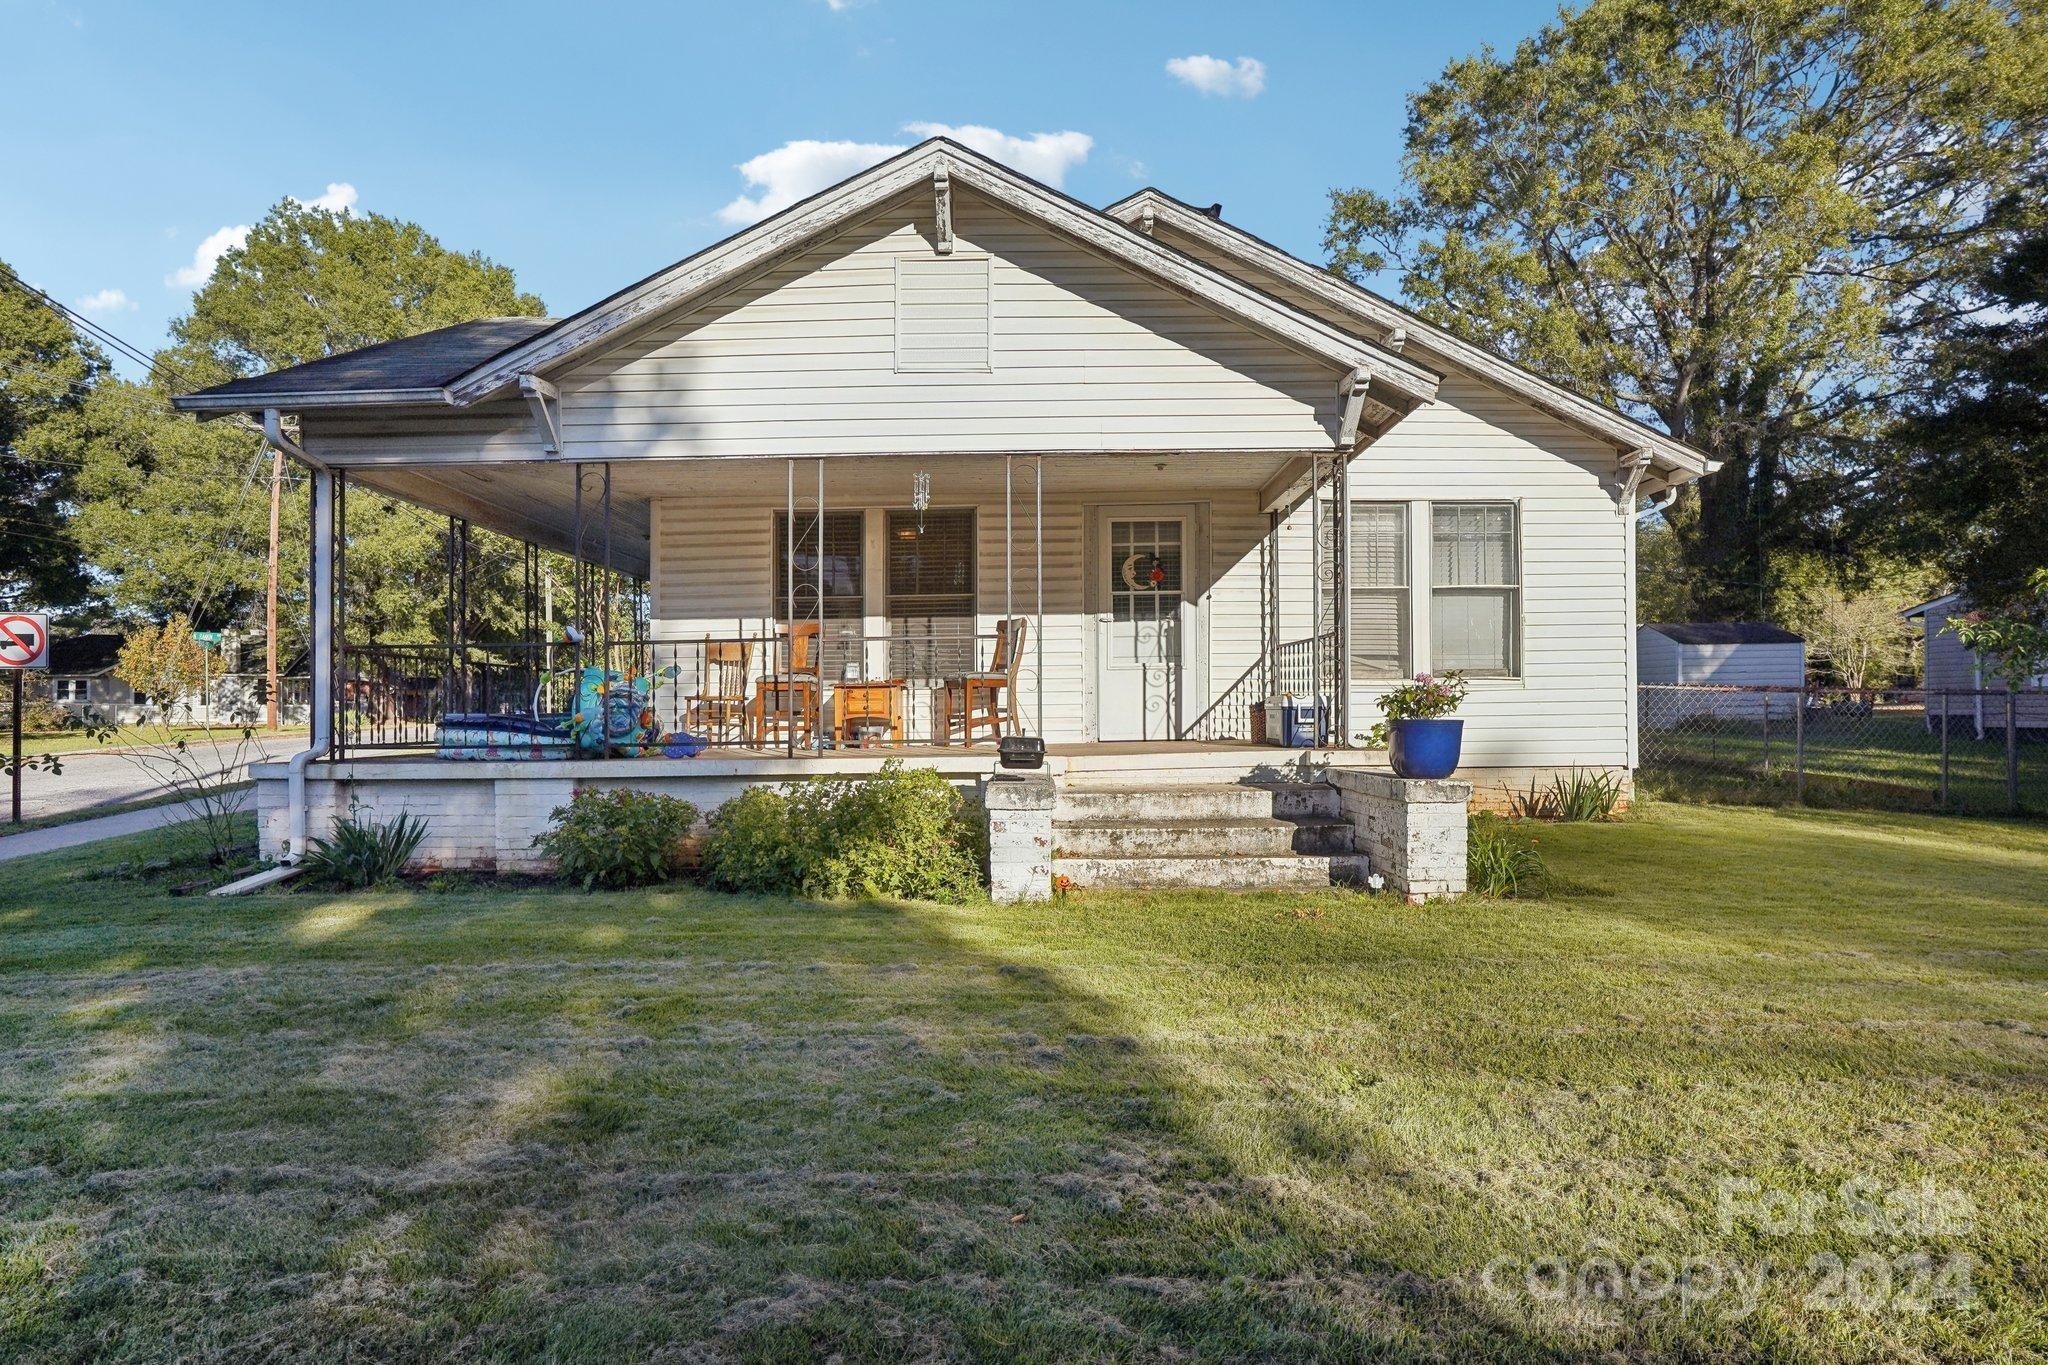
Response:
316,450,1364,764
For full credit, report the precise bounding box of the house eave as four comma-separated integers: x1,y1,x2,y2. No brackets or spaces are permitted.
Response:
1105,188,1714,480
172,387,453,415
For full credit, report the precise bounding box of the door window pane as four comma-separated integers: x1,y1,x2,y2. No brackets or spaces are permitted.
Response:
886,509,976,678
1430,503,1518,676
1348,502,1407,680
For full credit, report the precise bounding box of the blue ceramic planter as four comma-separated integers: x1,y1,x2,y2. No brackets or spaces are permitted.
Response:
1388,718,1464,779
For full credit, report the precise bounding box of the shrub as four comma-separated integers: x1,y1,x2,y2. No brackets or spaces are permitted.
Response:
534,788,699,890
699,787,803,893
1467,813,1542,897
302,808,429,889
699,761,986,903
1513,768,1626,822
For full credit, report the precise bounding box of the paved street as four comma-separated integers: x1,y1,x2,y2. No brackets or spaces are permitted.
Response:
7,734,307,822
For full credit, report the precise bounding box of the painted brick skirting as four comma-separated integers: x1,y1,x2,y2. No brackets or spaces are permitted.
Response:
1325,768,1472,901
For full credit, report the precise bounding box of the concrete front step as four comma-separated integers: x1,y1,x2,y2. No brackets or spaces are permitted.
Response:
1055,852,1372,891
1057,815,1355,859
1055,781,1338,824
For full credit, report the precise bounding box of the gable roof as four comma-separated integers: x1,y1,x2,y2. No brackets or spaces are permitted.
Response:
1103,188,1715,486
1901,592,1962,620
173,138,1439,425
49,633,125,676
1644,622,1803,646
176,318,554,413
446,138,1439,411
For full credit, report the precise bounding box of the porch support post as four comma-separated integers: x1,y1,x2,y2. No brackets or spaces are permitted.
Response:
1034,455,1044,738
308,466,334,758
1335,451,1352,746
785,458,795,759
333,471,347,757
1005,455,1015,735
1309,453,1324,740
815,456,824,750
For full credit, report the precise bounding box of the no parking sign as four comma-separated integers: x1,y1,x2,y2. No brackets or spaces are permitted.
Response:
0,613,49,670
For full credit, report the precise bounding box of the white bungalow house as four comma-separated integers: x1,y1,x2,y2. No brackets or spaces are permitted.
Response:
1903,593,2048,738
175,138,1714,894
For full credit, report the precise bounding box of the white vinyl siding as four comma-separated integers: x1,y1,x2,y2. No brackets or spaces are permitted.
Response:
1430,503,1519,677
895,254,991,372
558,188,1343,458
1348,503,1408,680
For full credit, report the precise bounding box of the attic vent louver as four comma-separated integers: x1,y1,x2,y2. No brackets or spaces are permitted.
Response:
895,253,991,372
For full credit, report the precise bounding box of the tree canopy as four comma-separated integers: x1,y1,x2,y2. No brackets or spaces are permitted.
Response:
1874,226,2048,611
0,260,105,610
1326,0,2048,617
62,196,551,647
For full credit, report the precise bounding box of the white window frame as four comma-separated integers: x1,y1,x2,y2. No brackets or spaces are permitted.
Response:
1346,500,1410,681
1426,499,1523,680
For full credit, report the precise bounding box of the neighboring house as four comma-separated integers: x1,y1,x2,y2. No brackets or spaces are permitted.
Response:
175,136,1716,875
1902,593,2048,738
1637,622,1805,721
46,634,158,724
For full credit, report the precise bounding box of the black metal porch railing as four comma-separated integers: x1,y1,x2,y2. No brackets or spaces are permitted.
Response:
334,629,1018,758
1178,633,1337,742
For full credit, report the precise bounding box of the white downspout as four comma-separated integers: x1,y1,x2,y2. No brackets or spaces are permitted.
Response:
213,414,332,896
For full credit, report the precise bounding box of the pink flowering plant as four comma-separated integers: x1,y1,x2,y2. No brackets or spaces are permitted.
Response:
1368,671,1467,749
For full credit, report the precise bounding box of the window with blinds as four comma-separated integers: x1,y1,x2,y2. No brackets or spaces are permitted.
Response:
1347,502,1408,680
773,511,865,677
895,254,992,372
1430,502,1519,677
886,509,976,678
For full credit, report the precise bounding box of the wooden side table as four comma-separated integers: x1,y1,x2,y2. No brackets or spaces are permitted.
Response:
836,678,907,747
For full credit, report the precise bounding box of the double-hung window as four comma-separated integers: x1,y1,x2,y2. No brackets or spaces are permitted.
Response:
886,509,976,679
1430,502,1519,677
1347,502,1409,680
773,510,865,677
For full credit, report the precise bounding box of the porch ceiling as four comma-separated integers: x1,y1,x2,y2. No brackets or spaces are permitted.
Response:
345,451,1299,575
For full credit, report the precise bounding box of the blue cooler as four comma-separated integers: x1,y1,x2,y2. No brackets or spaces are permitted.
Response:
1275,695,1328,747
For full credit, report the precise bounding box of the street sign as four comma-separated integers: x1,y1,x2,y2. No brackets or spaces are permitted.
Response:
0,613,50,670
193,630,224,650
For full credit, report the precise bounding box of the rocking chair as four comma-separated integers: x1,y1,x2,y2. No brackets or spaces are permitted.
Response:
940,617,1027,745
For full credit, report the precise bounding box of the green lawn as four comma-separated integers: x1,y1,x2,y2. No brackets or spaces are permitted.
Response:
18,724,307,758
1,804,2044,1361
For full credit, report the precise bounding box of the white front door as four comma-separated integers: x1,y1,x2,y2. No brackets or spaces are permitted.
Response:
1096,512,1191,741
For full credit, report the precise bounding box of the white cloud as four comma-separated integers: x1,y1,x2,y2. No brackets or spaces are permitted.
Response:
72,287,137,317
715,127,1092,226
1165,54,1266,98
900,124,1092,186
716,140,907,225
165,182,360,288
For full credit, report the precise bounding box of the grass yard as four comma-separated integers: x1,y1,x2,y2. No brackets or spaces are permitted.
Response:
19,724,307,759
1,803,2044,1361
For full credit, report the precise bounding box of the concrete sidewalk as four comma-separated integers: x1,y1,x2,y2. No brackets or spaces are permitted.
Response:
0,799,219,863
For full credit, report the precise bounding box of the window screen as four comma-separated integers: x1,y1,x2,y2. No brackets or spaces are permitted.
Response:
1348,503,1408,680
895,254,991,372
774,511,864,676
886,509,976,678
1430,503,1519,677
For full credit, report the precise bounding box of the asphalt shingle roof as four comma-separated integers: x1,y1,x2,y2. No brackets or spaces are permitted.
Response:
182,318,555,402
1645,622,1804,646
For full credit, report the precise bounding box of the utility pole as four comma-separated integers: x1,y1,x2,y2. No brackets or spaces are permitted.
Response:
264,444,283,730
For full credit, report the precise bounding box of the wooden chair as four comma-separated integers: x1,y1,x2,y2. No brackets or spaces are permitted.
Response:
940,617,1027,745
685,640,753,744
751,622,822,747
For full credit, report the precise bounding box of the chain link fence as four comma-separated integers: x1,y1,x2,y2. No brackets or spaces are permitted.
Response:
1638,685,2046,816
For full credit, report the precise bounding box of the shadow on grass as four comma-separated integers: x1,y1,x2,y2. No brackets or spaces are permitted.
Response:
2,811,2042,1359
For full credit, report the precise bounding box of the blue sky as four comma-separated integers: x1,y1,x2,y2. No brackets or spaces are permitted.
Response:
3,0,1557,377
